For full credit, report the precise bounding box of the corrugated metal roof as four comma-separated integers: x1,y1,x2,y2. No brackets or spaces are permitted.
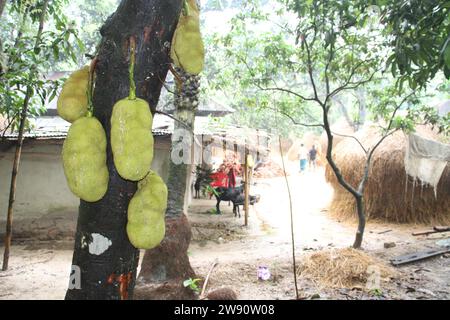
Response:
3,115,268,146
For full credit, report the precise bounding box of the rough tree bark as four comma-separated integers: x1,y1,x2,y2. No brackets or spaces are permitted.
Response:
135,68,199,300
65,0,182,300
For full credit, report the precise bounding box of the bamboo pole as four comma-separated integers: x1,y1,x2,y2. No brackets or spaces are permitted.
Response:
244,148,249,226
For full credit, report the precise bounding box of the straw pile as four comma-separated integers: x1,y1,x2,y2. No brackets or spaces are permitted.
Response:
325,125,450,224
297,248,395,289
253,160,286,178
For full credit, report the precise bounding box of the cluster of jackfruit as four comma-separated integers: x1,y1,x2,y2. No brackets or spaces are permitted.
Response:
127,171,168,249
111,97,154,181
59,67,109,202
57,66,90,123
59,59,167,250
170,0,204,75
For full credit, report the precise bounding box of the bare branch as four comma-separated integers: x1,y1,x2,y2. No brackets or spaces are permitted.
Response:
154,110,192,131
386,91,416,131
303,39,322,106
357,128,398,193
266,106,323,128
324,42,335,97
331,131,367,154
327,61,379,104
255,84,316,102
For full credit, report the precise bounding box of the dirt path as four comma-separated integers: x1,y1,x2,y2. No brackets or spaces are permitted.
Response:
0,168,449,299
187,168,450,299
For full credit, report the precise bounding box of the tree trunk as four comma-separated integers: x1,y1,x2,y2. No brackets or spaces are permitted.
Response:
0,0,5,17
135,68,199,300
0,0,6,73
65,0,182,300
352,195,365,249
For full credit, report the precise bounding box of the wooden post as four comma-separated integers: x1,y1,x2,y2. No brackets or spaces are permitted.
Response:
244,148,249,226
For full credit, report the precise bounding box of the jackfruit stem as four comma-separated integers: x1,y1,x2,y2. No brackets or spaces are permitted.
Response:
129,36,137,100
87,57,97,114
182,0,190,16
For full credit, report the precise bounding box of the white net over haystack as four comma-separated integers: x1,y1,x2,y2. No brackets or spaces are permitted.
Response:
405,133,450,197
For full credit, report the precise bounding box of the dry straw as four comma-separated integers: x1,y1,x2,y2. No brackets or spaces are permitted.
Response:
325,125,450,224
297,248,396,289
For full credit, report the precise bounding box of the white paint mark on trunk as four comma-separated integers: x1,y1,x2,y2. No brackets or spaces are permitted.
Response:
88,233,112,255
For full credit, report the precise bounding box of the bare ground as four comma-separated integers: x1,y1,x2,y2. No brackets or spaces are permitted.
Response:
0,166,449,300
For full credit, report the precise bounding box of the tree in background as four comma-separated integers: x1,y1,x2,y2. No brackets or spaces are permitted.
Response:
136,0,203,299
0,0,81,136
218,0,446,248
374,0,450,89
1,0,81,271
135,67,199,300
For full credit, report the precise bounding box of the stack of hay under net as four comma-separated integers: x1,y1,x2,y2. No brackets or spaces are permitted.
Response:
325,125,450,224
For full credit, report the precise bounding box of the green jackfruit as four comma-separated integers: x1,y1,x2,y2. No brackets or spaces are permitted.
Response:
127,171,168,249
170,0,204,75
111,97,154,181
62,116,109,202
57,66,90,123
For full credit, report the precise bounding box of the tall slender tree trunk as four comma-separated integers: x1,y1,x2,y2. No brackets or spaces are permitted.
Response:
135,68,199,300
65,0,182,300
352,195,365,248
0,0,6,73
2,0,49,272
0,0,5,17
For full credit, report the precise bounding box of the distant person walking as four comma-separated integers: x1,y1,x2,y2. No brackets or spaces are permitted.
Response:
298,144,308,173
309,145,317,171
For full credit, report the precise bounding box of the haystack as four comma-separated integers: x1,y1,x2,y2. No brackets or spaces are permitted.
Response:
325,126,450,224
297,248,395,289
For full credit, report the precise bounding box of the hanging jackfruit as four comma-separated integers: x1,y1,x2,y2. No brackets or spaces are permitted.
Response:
127,171,168,249
62,116,109,202
57,66,90,123
110,97,154,181
170,0,204,75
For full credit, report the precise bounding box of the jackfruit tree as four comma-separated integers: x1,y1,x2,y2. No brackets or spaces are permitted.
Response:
64,0,183,300
132,0,203,299
135,67,200,299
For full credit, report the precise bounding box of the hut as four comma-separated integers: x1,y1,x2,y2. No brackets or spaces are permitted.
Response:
325,125,450,224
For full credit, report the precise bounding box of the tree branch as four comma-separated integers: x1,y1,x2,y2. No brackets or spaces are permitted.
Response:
331,131,367,154
357,92,414,193
266,106,323,128
303,38,322,105
255,84,316,102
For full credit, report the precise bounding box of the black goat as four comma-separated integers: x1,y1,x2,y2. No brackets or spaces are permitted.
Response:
214,186,260,218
